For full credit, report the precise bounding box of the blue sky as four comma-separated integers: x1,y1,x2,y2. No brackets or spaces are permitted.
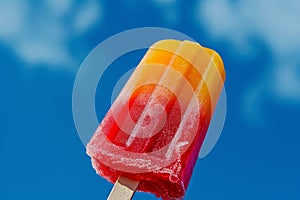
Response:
1,0,300,199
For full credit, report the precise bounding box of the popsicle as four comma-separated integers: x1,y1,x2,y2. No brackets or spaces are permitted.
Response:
86,39,225,199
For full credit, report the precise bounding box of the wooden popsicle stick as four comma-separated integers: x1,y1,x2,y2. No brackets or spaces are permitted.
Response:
107,176,140,200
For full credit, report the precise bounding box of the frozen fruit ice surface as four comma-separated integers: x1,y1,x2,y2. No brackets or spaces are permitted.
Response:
87,40,225,199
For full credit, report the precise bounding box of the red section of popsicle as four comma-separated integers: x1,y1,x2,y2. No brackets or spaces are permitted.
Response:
87,40,225,199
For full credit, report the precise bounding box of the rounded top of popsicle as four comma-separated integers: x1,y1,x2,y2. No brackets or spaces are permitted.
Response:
150,39,226,82
204,47,225,82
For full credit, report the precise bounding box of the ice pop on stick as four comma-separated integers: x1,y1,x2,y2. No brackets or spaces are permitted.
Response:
87,39,225,199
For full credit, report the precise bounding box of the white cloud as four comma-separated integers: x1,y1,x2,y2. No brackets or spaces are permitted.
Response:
273,62,300,102
197,0,300,120
16,40,73,66
73,1,102,34
198,0,300,55
0,0,103,70
46,0,72,18
0,1,27,39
